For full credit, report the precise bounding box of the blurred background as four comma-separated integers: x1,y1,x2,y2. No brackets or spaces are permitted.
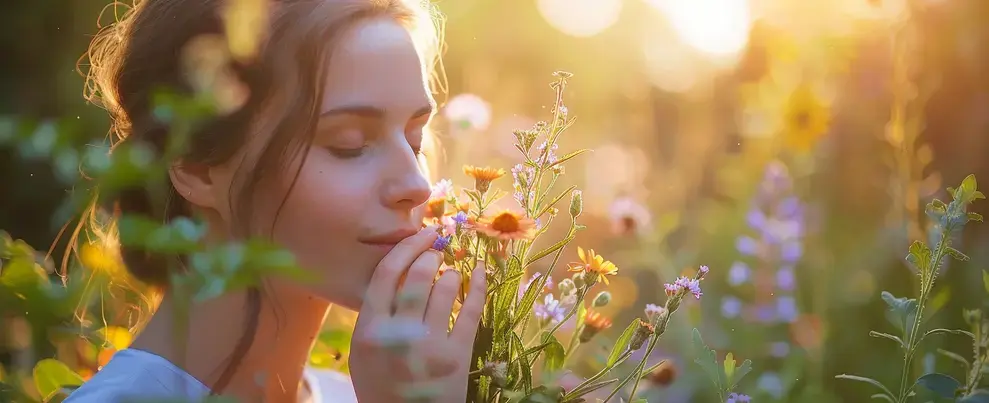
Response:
2,0,988,401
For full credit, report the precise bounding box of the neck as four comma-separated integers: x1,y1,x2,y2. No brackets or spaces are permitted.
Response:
131,284,331,403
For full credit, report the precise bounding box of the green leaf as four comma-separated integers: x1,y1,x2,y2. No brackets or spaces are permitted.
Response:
983,270,989,295
33,359,84,402
534,185,577,219
936,348,970,369
946,247,970,261
0,258,47,288
526,234,574,265
869,331,905,348
724,352,736,386
960,392,989,403
960,174,978,197
607,320,639,367
541,334,565,373
881,291,918,335
629,399,648,403
547,149,591,169
970,212,984,222
835,374,895,398
733,359,753,389
916,372,961,399
926,287,952,320
691,328,724,390
905,242,931,272
512,273,547,329
870,393,896,402
922,328,974,342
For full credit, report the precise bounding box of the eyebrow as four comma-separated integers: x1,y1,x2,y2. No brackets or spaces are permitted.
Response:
319,104,434,120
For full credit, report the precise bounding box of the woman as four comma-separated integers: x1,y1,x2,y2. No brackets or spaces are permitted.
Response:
65,0,485,401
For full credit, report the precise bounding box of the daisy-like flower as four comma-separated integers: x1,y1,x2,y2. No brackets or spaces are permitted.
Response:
476,210,536,241
430,179,454,200
578,310,613,342
463,165,506,194
534,294,566,326
567,247,619,285
608,196,652,236
443,93,492,131
664,276,703,299
425,198,446,219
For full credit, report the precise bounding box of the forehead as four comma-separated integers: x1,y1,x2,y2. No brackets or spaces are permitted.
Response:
321,18,432,111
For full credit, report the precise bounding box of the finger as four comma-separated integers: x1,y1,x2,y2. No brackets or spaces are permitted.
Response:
394,249,444,318
451,264,487,341
361,227,439,315
424,269,461,331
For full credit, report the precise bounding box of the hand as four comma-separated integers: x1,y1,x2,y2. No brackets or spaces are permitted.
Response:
350,227,486,403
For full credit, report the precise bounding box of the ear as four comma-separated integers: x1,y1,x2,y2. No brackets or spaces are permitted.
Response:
168,160,218,209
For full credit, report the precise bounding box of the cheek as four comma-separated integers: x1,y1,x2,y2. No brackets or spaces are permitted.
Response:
259,151,380,301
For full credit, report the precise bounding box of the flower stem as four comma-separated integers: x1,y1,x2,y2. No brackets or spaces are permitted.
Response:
563,349,633,399
896,236,948,402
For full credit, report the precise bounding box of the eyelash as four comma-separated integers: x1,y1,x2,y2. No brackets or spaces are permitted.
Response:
327,144,426,159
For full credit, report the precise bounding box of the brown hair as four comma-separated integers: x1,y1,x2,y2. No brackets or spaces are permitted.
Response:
73,0,445,393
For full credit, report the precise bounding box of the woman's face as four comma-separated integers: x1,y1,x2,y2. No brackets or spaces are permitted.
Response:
205,18,435,310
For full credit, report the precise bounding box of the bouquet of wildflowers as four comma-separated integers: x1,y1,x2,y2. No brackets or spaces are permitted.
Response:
425,72,710,403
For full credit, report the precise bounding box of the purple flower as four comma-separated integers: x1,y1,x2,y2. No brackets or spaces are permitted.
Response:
728,261,750,285
776,296,798,323
777,196,802,218
757,372,783,398
534,294,566,325
520,273,552,299
452,211,469,225
431,235,452,251
726,392,752,403
755,304,776,323
780,241,803,262
721,296,742,318
698,265,710,279
736,236,759,255
746,208,767,231
769,341,790,357
776,267,795,291
665,276,702,299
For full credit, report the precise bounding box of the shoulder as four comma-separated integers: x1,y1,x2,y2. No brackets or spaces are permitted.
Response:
65,349,210,403
303,367,357,403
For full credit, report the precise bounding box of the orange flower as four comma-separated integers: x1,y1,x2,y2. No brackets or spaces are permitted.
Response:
463,165,506,193
568,247,619,285
425,198,446,219
476,210,536,241
645,360,677,387
579,310,613,342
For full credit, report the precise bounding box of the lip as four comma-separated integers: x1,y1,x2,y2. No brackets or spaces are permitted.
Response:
358,228,420,245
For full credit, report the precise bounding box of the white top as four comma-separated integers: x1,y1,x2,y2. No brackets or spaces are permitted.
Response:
64,348,357,403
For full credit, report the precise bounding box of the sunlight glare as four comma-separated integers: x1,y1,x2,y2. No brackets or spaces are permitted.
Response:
537,0,622,38
650,0,752,57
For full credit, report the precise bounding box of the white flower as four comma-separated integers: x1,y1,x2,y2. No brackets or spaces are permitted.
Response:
443,93,492,131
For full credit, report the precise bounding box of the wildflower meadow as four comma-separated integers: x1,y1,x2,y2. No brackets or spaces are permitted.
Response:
2,0,989,402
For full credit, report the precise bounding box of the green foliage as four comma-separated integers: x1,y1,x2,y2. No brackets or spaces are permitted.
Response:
836,175,986,403
692,328,754,401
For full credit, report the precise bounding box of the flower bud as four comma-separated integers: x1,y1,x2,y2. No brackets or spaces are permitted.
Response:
558,279,575,296
569,190,583,218
592,291,611,307
629,319,654,351
572,272,586,289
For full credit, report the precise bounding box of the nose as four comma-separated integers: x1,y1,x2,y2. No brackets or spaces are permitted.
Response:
382,144,431,211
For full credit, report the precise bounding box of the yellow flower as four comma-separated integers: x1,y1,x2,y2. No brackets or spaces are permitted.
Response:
782,84,830,152
463,165,506,193
80,242,123,275
568,247,618,285
476,210,535,241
